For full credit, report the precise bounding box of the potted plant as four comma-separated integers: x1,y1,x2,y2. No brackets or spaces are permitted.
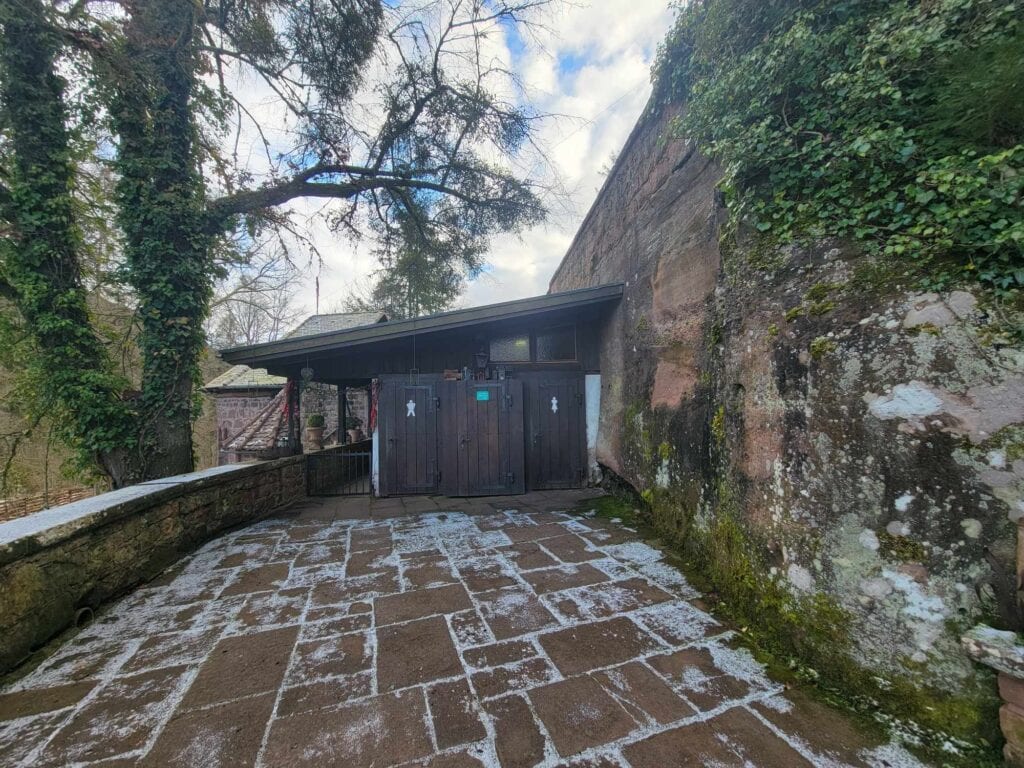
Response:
345,415,363,443
305,413,325,451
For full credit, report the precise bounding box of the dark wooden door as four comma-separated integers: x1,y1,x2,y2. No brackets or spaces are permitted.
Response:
525,373,586,490
380,379,438,495
440,379,525,496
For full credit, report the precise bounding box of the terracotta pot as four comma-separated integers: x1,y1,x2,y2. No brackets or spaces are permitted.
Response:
347,428,363,443
305,426,325,451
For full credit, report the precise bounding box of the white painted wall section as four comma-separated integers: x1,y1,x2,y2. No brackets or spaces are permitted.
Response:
372,427,380,496
585,374,601,482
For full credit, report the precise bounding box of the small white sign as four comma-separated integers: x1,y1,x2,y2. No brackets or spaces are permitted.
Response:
550,396,559,414
406,399,416,417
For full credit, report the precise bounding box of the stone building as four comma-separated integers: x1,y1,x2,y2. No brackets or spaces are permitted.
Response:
204,312,384,463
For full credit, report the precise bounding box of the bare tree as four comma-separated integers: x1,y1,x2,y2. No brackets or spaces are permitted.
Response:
209,256,303,348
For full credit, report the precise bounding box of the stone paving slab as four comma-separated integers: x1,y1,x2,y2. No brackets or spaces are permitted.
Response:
0,492,931,767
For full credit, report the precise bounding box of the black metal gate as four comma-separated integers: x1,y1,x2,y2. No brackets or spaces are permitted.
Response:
307,440,373,496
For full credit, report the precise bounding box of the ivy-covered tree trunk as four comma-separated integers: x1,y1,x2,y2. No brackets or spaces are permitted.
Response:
110,0,213,482
0,0,137,484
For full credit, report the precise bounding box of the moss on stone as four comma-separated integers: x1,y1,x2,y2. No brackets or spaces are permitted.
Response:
907,321,942,336
711,405,726,446
808,299,836,316
804,282,840,302
708,319,723,347
651,486,1002,766
744,233,790,272
785,305,805,322
766,323,779,338
809,337,836,359
848,256,912,295
571,493,641,527
980,425,1024,462
877,530,929,562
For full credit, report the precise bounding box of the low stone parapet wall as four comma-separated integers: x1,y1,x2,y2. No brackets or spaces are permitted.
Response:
0,456,306,674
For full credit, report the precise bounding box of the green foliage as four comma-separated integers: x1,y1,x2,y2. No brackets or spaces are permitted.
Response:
654,0,1024,295
306,413,325,428
348,216,479,319
0,0,136,483
108,0,215,480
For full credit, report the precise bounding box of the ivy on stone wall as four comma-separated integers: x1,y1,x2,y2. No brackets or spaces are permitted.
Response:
653,0,1023,295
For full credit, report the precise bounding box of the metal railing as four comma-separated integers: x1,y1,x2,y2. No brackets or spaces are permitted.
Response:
307,440,373,496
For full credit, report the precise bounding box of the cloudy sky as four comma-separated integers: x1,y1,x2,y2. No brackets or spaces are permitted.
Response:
262,1,676,318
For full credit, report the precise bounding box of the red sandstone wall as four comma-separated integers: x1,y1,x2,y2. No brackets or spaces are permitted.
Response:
549,102,724,478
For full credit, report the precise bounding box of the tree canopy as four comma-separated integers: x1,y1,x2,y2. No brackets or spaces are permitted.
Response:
0,0,553,487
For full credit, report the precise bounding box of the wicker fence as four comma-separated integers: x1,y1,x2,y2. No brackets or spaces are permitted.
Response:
0,487,96,523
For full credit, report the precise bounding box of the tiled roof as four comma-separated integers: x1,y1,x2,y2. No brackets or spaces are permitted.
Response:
224,387,290,451
205,312,386,391
284,311,386,338
204,364,285,391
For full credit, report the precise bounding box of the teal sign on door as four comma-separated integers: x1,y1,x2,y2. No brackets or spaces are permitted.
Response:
476,390,490,401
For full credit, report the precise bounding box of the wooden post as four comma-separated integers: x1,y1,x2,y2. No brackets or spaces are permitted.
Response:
340,386,348,444
288,378,303,454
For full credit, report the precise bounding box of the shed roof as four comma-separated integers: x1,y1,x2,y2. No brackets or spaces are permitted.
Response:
285,311,387,338
204,310,387,391
220,283,623,368
204,364,286,392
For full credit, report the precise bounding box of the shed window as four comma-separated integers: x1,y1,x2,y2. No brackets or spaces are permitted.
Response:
536,325,576,361
490,333,531,362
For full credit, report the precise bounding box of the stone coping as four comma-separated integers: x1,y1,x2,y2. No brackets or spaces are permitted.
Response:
0,456,304,567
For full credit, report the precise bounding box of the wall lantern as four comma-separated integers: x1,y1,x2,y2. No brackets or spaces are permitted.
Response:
300,366,315,383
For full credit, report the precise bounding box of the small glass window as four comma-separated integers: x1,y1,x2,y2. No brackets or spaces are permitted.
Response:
490,333,531,362
536,326,576,361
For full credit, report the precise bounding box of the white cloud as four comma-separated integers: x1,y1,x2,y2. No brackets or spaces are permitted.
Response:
229,1,675,318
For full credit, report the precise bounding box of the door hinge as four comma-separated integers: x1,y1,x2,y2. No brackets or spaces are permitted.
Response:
434,396,441,410
504,393,514,408
437,470,442,483
576,392,584,405
506,472,515,485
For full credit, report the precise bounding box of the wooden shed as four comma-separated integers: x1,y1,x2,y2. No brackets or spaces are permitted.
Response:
220,284,622,497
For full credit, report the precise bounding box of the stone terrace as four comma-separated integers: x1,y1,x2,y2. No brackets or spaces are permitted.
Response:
0,491,928,767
